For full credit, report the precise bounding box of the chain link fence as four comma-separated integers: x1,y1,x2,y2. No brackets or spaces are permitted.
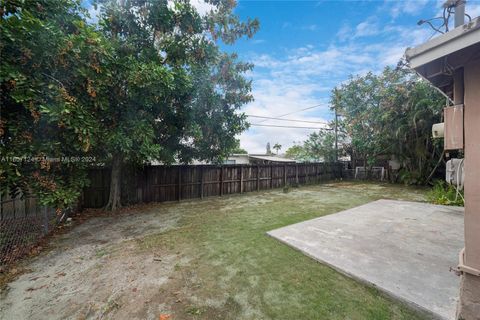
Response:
0,195,59,269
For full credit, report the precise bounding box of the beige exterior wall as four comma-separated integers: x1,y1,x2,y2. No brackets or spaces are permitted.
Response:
464,59,480,271
226,155,250,164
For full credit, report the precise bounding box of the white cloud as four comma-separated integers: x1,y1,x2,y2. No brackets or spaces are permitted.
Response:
301,24,319,31
238,19,434,154
354,20,380,38
380,46,406,66
168,0,215,16
189,0,215,16
388,0,429,18
336,24,352,42
466,1,480,19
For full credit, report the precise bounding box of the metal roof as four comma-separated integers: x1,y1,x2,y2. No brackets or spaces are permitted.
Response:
248,155,296,163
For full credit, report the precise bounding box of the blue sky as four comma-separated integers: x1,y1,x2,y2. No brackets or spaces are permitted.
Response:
86,0,480,154
221,0,480,153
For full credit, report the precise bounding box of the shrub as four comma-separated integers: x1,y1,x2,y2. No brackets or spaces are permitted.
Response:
427,180,464,206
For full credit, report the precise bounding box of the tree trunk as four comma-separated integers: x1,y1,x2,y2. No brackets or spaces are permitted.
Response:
104,153,123,211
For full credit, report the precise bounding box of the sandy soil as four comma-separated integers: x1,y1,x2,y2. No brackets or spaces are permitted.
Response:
0,207,183,320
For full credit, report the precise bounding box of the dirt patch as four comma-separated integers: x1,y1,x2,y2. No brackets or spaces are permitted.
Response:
0,206,182,320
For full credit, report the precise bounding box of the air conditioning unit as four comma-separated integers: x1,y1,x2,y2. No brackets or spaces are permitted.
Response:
446,158,464,188
432,123,444,139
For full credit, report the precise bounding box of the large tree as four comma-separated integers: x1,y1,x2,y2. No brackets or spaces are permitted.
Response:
285,144,307,161
284,131,338,162
304,131,336,162
92,0,259,210
1,0,108,207
1,0,258,211
332,65,445,184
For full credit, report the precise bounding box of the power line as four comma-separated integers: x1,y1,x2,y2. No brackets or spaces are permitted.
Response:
256,103,325,123
250,123,332,130
276,104,324,117
246,114,329,125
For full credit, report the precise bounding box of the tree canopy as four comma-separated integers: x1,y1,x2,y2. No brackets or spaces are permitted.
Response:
1,0,259,210
285,130,337,163
332,65,445,184
285,64,445,183
1,0,106,206
273,143,281,155
229,139,248,154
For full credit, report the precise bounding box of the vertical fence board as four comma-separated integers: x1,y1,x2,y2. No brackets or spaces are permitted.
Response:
81,162,343,208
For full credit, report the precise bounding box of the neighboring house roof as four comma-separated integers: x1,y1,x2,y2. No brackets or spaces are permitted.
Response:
228,154,249,157
248,155,296,163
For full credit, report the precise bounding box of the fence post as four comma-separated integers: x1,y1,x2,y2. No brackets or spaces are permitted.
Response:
178,166,182,201
284,165,287,186
240,166,243,194
306,165,309,184
220,166,224,196
270,165,273,189
142,168,147,203
295,164,299,185
200,166,204,199
257,165,260,191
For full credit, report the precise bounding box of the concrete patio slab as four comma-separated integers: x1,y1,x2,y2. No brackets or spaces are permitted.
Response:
267,199,464,320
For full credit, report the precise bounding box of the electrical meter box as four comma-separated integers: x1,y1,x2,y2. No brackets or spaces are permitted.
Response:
444,105,464,150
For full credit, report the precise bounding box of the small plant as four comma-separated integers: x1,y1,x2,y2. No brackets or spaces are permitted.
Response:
101,298,120,316
398,169,422,185
427,180,464,206
186,306,204,315
95,248,109,258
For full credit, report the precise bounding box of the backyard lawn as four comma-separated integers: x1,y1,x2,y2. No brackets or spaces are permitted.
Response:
0,182,430,320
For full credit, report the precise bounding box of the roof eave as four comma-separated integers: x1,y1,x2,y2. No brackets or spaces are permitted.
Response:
405,17,480,69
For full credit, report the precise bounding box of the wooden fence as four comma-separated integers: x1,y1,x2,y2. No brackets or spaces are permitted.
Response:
83,162,343,208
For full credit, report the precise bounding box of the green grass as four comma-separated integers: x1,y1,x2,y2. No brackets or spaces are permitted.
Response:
137,181,430,320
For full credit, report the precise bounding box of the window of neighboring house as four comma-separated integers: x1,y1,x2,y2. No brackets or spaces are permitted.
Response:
224,159,236,164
